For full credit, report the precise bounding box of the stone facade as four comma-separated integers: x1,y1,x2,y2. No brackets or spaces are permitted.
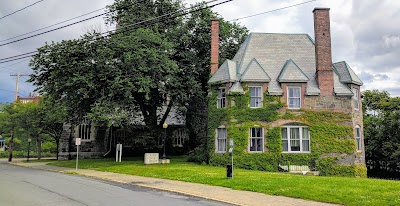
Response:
59,124,108,160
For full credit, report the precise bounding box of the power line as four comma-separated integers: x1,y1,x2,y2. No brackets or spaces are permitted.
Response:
0,0,45,20
0,12,107,47
0,55,34,64
230,0,317,21
103,0,225,35
0,51,37,61
0,7,106,43
0,0,232,64
0,59,29,70
0,0,150,47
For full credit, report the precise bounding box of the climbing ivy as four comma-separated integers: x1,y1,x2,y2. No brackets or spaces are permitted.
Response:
206,86,367,177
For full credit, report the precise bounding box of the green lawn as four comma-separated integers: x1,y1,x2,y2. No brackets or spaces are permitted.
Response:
48,157,400,206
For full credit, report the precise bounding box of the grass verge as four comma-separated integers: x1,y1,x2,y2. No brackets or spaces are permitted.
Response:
48,157,400,206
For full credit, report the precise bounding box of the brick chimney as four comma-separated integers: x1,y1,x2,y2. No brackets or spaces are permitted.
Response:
211,19,220,75
313,8,334,96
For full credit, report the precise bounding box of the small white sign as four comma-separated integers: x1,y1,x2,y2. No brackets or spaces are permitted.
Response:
144,153,159,165
75,138,81,145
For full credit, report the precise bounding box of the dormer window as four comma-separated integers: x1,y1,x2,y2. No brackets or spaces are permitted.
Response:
217,88,226,108
288,87,301,109
353,88,359,110
250,86,262,108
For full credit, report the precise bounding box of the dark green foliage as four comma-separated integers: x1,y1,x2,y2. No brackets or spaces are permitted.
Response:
362,90,400,179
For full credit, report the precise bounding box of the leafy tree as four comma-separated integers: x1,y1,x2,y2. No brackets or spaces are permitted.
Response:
39,96,68,160
29,0,248,152
363,90,400,179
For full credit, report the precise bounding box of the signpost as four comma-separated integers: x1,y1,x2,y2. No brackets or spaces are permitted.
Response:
116,144,122,162
75,138,81,171
230,139,234,178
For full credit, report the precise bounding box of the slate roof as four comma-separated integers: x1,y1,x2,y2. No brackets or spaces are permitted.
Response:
229,81,244,93
208,60,237,83
240,58,271,82
277,59,309,82
333,61,363,86
209,33,363,96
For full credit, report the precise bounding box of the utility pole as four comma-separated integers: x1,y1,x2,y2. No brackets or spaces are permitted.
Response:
10,73,29,101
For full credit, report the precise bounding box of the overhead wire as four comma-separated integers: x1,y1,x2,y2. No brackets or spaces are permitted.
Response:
0,7,106,43
230,0,317,21
0,0,231,64
0,0,150,47
0,0,45,20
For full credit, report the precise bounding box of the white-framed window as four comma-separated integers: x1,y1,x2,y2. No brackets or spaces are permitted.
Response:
216,127,227,153
355,125,362,151
288,87,301,109
78,124,91,141
217,88,226,108
353,88,359,110
249,128,264,152
249,86,262,108
173,129,187,147
282,126,310,153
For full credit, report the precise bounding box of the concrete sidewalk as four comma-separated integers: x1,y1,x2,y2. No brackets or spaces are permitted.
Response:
8,161,340,206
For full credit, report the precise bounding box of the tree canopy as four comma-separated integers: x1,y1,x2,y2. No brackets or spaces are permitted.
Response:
362,90,400,179
29,0,248,151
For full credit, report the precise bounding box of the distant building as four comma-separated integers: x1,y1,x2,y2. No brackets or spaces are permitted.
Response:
16,93,40,104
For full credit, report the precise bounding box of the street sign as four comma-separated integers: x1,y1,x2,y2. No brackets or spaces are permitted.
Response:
75,138,81,145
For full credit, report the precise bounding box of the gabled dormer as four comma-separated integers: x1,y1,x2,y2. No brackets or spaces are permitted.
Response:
240,58,271,82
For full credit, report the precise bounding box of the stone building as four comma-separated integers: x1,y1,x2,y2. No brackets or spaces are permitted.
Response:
59,108,188,160
208,8,366,176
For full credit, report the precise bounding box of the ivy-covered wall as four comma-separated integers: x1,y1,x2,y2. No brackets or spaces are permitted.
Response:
208,85,367,177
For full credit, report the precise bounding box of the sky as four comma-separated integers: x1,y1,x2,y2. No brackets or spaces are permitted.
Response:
0,0,399,103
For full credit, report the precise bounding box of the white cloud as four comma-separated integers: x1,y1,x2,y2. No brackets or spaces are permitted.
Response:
382,35,400,48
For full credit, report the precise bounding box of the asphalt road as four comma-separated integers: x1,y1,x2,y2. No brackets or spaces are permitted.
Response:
0,163,231,206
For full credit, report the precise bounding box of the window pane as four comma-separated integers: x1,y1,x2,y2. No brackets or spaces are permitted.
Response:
217,128,227,152
282,140,288,151
356,138,361,151
290,128,300,140
256,128,262,137
250,97,257,107
256,87,261,97
302,128,309,140
302,140,310,151
282,128,287,140
256,138,262,151
356,127,360,137
250,87,256,97
291,140,300,151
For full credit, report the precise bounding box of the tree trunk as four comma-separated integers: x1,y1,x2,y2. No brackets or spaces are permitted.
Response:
37,136,42,160
56,138,59,160
8,135,14,162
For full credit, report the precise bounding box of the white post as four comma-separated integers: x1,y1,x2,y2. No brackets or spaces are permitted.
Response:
75,138,81,171
116,144,122,162
76,145,79,171
119,144,122,162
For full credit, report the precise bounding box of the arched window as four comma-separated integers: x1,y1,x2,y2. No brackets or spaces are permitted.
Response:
281,124,310,153
355,125,362,151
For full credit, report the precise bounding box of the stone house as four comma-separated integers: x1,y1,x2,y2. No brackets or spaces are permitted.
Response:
59,108,188,160
208,8,366,176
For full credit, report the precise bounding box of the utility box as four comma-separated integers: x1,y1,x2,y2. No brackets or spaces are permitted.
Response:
226,164,233,178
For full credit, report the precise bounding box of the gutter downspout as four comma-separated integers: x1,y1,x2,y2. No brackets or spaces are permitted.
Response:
103,126,113,157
